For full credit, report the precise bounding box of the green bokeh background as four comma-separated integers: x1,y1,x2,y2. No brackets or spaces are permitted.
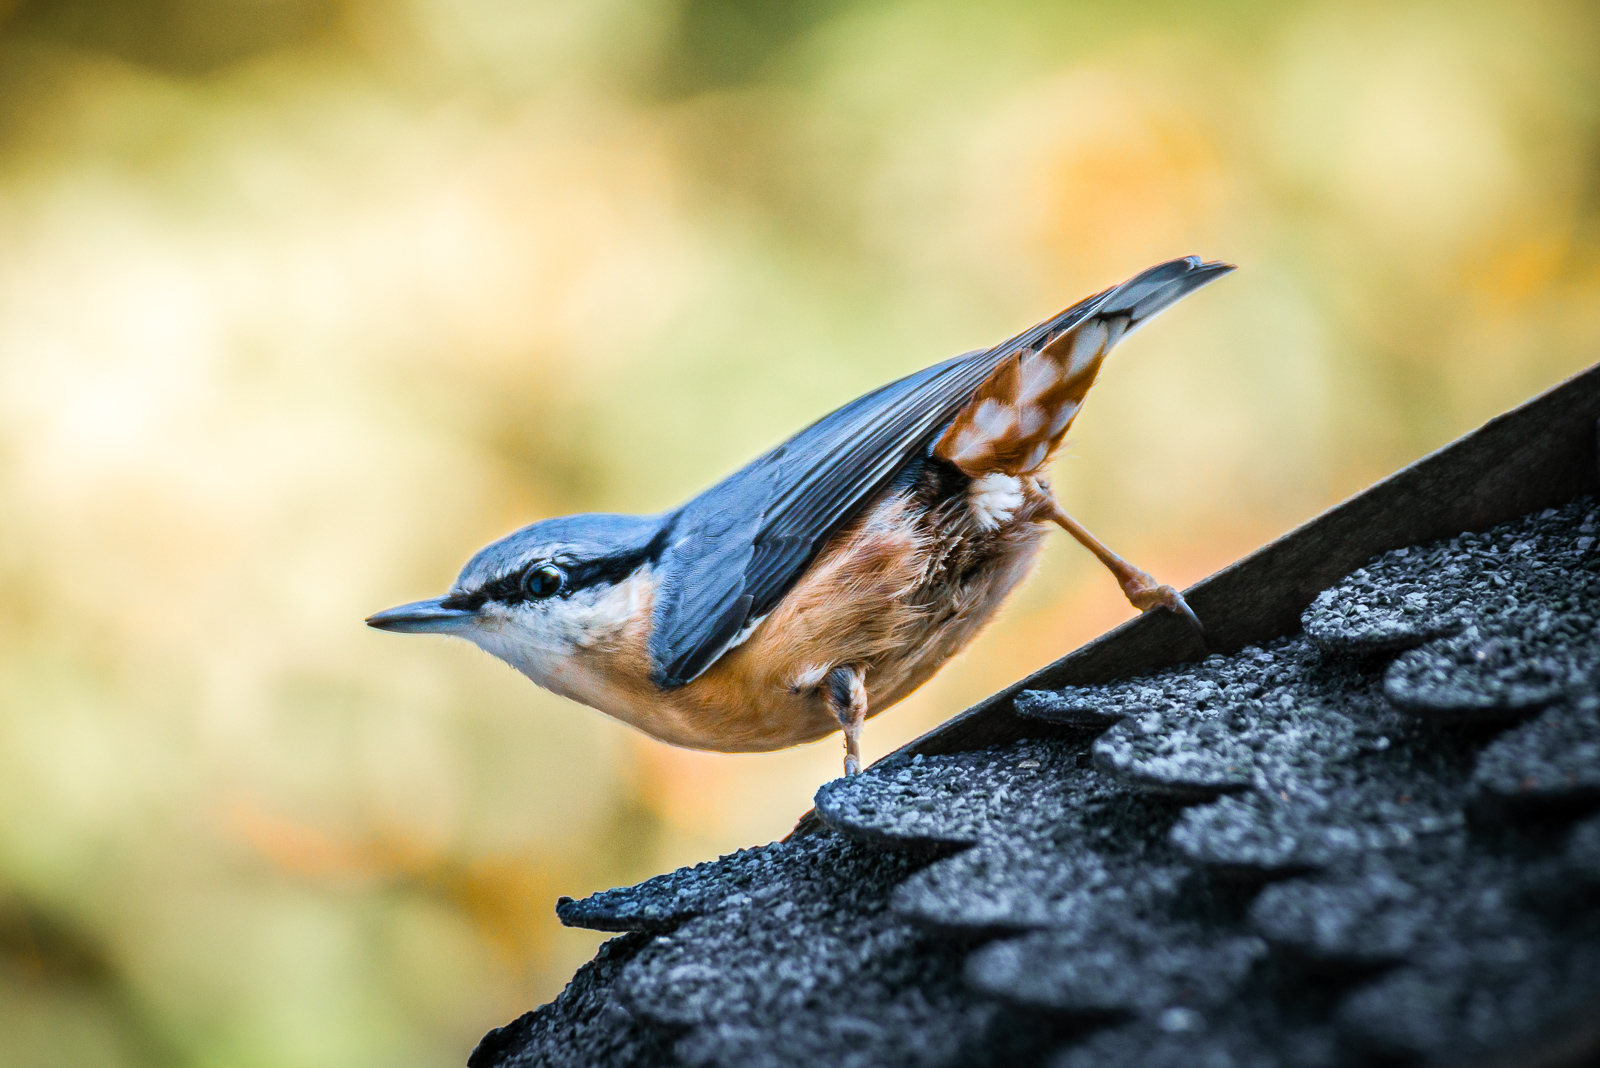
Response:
3,1,1599,1064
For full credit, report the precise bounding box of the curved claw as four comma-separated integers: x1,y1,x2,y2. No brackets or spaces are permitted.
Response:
1132,582,1206,641
1166,588,1206,640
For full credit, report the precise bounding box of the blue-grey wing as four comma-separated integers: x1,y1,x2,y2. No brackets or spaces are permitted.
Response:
649,289,1114,687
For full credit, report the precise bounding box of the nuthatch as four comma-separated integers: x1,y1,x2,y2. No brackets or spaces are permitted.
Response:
368,257,1233,775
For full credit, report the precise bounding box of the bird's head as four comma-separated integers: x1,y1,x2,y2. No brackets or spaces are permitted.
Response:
366,512,667,698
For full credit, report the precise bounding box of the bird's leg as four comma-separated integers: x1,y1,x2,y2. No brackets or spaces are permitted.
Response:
825,665,869,776
1024,478,1204,637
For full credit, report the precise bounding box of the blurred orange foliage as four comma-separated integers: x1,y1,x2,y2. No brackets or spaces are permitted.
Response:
2,1,1600,1065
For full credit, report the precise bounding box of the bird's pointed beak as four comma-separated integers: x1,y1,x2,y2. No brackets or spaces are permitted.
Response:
365,597,475,634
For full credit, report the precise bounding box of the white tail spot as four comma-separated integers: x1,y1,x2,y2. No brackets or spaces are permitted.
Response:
948,425,990,465
1104,317,1129,349
1047,402,1079,438
1019,440,1049,473
1016,351,1059,404
1067,322,1108,376
971,397,1016,438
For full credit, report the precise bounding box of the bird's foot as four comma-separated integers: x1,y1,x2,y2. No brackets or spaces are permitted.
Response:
843,754,861,777
1027,483,1204,641
1123,571,1204,638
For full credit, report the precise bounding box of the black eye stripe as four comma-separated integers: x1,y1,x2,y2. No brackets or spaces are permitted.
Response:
449,545,655,610
562,548,653,592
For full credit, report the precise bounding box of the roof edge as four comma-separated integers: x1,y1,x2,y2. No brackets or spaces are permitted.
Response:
904,359,1600,759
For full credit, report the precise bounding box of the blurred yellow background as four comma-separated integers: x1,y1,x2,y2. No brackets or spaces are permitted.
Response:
3,0,1599,1064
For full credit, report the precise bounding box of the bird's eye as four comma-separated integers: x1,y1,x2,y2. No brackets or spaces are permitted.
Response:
522,564,565,600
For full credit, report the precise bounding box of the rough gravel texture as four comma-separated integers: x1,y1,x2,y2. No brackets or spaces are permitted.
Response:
473,497,1600,1068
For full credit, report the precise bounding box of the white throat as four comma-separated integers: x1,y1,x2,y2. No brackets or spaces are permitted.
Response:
460,565,655,706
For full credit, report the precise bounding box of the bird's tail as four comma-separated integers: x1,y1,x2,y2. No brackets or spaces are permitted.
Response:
935,256,1234,478
1088,255,1237,338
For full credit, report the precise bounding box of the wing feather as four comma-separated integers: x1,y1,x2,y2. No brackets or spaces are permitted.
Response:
648,284,1120,686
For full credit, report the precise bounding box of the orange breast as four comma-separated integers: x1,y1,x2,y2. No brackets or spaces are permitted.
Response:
570,492,1047,753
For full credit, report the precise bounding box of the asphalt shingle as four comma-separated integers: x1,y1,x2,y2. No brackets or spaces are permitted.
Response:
475,495,1600,1068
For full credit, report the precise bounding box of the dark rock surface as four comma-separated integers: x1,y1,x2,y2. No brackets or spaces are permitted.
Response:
475,496,1600,1068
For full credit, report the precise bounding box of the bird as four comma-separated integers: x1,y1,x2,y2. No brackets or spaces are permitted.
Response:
367,256,1234,776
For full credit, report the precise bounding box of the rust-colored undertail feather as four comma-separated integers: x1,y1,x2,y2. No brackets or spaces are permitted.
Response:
934,257,1233,479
